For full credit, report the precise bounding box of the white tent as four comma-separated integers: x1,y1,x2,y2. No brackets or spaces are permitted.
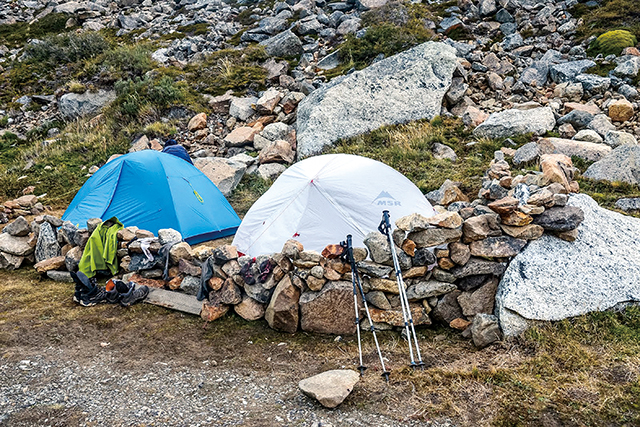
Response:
233,154,435,257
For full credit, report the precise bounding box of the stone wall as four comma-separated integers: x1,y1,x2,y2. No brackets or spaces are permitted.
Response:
0,151,586,347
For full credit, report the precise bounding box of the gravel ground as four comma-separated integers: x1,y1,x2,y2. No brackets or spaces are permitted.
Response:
1,346,454,427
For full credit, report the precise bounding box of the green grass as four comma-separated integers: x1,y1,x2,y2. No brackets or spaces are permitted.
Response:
0,13,72,48
325,2,436,79
227,174,272,217
573,0,640,41
183,46,268,96
327,117,530,196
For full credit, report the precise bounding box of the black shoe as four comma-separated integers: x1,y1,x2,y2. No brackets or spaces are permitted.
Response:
79,285,107,307
120,284,149,307
71,271,96,303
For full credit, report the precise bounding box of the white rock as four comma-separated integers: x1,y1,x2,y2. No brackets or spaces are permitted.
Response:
296,42,457,158
474,107,556,139
496,193,640,336
298,370,360,408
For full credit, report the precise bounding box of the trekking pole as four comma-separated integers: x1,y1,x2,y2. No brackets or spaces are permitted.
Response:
341,235,390,382
378,210,425,370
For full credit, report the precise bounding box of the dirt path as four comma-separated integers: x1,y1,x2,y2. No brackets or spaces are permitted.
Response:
0,271,456,426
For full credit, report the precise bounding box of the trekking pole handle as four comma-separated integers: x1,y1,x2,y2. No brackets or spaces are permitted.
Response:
378,210,391,234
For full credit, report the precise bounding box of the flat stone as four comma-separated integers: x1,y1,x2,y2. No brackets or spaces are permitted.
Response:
224,126,257,146
474,107,556,139
34,256,66,273
500,224,544,240
369,304,430,327
299,370,360,409
615,198,640,212
451,257,507,279
538,137,612,162
0,232,34,257
406,280,457,300
408,227,462,248
367,277,400,294
469,236,527,258
300,281,355,335
355,261,392,278
46,271,73,282
427,211,463,229
604,131,637,148
533,206,584,232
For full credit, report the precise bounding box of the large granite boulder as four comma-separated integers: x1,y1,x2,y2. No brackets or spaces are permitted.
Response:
296,42,457,158
474,107,556,139
496,194,640,336
583,145,640,185
59,90,116,121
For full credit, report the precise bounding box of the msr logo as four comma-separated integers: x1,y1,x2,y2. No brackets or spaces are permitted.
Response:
372,191,401,206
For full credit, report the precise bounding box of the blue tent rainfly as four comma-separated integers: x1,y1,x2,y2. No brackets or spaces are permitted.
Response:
62,150,241,244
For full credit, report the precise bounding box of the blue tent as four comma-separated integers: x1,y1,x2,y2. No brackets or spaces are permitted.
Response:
62,150,241,244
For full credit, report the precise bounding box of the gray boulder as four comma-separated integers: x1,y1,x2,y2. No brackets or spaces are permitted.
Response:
193,157,247,196
513,142,539,165
496,193,640,336
549,60,596,84
295,42,457,158
35,222,61,263
59,90,116,121
575,74,610,95
615,198,640,212
0,231,34,257
474,107,555,138
583,145,640,185
229,96,258,121
604,131,638,148
613,56,640,79
259,30,303,57
3,216,30,237
471,314,502,348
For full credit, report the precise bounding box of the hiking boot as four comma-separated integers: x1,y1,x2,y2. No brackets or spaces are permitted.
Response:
79,285,107,307
120,284,149,307
105,279,131,304
71,271,96,303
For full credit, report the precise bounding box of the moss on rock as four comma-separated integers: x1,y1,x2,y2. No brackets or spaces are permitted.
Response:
588,30,638,57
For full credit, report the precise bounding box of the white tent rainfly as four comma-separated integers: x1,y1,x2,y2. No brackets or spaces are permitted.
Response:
233,154,436,257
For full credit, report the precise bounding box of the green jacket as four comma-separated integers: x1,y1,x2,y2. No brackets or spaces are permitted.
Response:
78,217,123,278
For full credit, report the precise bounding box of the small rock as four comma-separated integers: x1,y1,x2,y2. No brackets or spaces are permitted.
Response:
299,370,360,408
